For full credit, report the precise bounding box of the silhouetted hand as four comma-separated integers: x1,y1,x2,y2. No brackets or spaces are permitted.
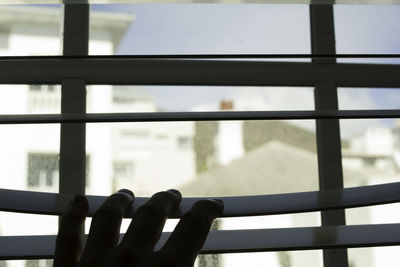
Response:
53,189,224,267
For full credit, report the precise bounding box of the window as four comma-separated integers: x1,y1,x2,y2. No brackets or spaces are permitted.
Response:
29,85,58,93
1,3,400,267
29,85,41,91
177,136,192,150
120,129,149,138
113,161,135,179
27,153,59,192
27,84,61,113
0,27,9,50
155,134,168,140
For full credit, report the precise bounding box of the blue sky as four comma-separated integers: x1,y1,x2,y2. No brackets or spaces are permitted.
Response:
92,4,310,55
91,4,400,57
89,4,400,136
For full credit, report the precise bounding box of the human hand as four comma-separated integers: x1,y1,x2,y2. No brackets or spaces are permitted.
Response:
53,189,224,267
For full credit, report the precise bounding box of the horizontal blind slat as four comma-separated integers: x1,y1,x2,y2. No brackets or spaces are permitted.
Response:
2,54,400,60
2,224,400,259
1,110,400,124
1,182,400,217
0,58,400,87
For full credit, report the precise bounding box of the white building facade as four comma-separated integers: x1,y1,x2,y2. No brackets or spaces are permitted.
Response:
0,6,196,267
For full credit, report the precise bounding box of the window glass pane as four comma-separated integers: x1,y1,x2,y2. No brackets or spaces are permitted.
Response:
0,212,57,235
89,4,310,57
0,5,62,56
0,85,61,114
346,203,400,225
339,86,399,230
86,119,318,196
0,5,62,261
334,5,400,64
338,88,400,110
340,118,400,226
0,124,60,192
86,84,317,195
348,246,400,267
87,86,314,113
220,212,320,230
0,125,59,265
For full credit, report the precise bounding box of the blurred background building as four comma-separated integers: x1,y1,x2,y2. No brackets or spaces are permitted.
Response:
0,6,195,267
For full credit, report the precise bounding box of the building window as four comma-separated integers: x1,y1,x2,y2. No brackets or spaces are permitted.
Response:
27,153,59,191
27,153,90,190
29,85,58,93
120,130,149,138
177,136,192,150
0,27,9,49
27,84,61,113
112,161,135,192
155,134,168,140
113,161,135,180
363,157,376,167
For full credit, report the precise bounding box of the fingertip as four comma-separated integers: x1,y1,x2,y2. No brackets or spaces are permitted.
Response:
211,198,224,207
116,188,135,202
167,189,182,201
192,199,224,218
210,198,224,214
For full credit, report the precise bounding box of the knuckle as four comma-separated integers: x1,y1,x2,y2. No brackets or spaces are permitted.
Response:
182,212,207,228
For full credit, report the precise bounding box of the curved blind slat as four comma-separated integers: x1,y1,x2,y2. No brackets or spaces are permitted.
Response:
2,224,400,260
1,182,400,218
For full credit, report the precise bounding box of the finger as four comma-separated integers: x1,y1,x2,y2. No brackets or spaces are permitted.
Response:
83,189,134,256
119,189,181,259
159,199,224,265
54,195,88,267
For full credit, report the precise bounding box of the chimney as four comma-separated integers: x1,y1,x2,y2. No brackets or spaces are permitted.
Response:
214,100,244,165
220,100,234,111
